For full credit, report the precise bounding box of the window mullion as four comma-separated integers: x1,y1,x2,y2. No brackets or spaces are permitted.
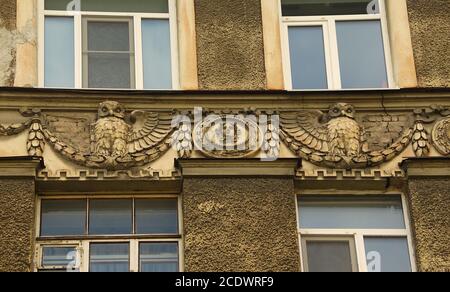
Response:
130,239,139,272
169,0,180,89
74,12,82,88
355,234,368,272
327,18,342,89
134,16,144,90
378,0,396,88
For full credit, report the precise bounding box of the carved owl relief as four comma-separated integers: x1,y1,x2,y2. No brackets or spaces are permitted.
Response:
40,100,174,170
281,103,368,164
92,101,130,157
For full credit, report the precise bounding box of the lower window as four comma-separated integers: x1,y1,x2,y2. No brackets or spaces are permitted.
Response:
35,196,181,272
297,195,415,272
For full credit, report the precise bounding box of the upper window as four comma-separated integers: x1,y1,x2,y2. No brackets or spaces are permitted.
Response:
40,0,177,90
297,195,416,272
281,0,393,90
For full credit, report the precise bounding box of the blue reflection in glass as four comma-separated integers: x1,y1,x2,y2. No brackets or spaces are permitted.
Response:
336,20,388,88
288,26,328,89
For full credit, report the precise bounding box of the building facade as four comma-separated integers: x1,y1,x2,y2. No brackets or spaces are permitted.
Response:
0,0,449,272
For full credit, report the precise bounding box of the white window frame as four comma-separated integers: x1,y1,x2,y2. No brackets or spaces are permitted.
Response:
295,194,417,272
37,0,180,90
279,0,395,91
34,195,184,272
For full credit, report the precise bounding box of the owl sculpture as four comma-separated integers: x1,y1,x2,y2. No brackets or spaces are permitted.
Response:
92,101,130,157
280,103,369,161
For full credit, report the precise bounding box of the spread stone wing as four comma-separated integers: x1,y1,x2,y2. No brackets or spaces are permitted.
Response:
280,110,330,154
127,111,174,155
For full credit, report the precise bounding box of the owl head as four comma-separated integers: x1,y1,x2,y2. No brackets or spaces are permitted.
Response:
327,103,356,119
98,101,126,119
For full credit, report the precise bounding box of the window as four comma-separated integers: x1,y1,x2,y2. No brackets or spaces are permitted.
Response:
281,0,393,90
297,196,416,272
40,0,177,89
36,197,181,272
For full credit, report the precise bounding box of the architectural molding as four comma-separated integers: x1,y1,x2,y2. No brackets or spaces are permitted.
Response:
1,88,450,110
0,156,43,177
261,0,284,89
176,158,300,177
177,0,199,90
14,0,38,87
401,157,450,177
385,0,418,88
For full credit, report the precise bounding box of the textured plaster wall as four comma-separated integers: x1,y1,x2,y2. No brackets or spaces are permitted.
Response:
0,0,16,86
194,0,267,90
0,178,36,272
182,178,300,272
407,178,450,272
407,0,450,87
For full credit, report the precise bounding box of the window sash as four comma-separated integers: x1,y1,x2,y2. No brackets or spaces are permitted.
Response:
38,197,180,238
281,0,394,90
36,239,181,272
297,194,416,272
38,0,179,90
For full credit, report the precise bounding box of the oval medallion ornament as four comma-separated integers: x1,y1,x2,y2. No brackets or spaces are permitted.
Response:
193,115,262,158
432,118,450,155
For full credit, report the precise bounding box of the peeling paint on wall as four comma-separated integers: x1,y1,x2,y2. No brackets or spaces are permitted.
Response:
0,20,36,87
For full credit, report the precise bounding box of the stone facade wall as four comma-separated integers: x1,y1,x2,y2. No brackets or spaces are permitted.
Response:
0,178,36,272
407,178,450,272
182,178,300,272
407,0,450,87
194,0,266,90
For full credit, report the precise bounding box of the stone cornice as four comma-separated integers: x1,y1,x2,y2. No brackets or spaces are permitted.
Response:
0,88,449,110
176,158,301,177
401,157,450,177
0,156,44,177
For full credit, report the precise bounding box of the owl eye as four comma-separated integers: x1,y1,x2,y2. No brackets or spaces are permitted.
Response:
101,107,108,112
116,108,122,113
347,108,353,113
333,108,339,113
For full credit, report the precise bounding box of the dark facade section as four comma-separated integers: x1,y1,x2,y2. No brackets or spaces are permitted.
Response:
194,0,267,90
407,0,450,87
0,0,16,30
407,178,450,272
182,178,300,272
0,179,36,272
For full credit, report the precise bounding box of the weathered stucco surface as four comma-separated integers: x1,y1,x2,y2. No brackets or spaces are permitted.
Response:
407,178,450,272
182,178,300,272
0,178,36,272
194,0,266,90
0,0,16,86
407,0,450,87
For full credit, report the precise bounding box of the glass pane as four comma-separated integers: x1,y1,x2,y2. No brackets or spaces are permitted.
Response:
336,20,388,89
288,26,328,89
298,196,405,229
87,21,131,52
90,243,129,272
135,199,178,234
87,53,133,89
41,200,86,236
45,0,169,13
89,200,132,235
87,21,130,52
365,237,412,272
140,243,178,272
45,0,73,11
282,0,379,16
45,17,75,88
142,19,173,89
306,241,354,272
42,247,77,267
